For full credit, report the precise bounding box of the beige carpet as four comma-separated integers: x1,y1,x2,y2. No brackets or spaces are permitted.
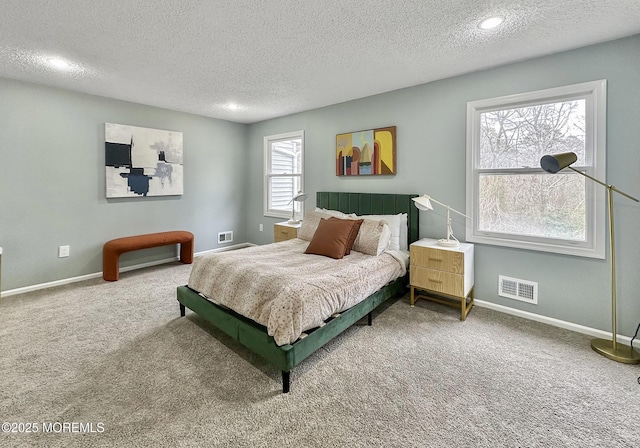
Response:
1,261,639,447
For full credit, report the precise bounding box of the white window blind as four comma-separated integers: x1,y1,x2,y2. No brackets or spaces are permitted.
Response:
264,131,304,219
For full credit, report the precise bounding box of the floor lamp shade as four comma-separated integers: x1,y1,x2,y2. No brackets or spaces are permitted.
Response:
540,152,578,174
540,152,640,364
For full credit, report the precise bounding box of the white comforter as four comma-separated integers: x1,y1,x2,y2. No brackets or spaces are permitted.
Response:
187,239,407,346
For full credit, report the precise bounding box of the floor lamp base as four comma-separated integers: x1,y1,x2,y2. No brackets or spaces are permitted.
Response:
591,338,640,364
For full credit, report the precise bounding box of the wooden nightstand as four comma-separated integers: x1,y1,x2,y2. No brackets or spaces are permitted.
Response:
409,238,474,320
274,222,301,242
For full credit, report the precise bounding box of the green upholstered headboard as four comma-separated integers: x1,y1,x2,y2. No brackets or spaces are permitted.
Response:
316,192,419,246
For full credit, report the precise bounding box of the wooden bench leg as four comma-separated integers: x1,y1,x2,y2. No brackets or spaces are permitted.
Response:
179,239,194,264
103,252,120,281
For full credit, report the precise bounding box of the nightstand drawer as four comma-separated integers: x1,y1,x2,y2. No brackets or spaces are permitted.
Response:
274,224,298,242
410,266,465,297
410,245,464,274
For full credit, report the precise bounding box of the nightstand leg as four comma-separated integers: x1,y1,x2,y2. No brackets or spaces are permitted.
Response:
461,288,474,321
410,286,416,307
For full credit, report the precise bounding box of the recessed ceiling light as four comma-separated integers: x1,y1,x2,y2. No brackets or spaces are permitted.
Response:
226,103,241,110
33,54,91,77
479,16,504,30
46,57,76,71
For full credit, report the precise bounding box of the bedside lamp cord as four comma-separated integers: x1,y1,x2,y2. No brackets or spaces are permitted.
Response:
631,321,640,350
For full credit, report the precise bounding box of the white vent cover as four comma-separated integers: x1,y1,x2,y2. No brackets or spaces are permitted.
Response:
499,275,538,304
218,231,233,244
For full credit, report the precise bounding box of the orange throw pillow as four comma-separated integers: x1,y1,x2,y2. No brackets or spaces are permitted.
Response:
328,217,363,255
304,218,356,259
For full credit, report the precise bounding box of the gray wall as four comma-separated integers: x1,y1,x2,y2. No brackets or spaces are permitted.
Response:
2,35,638,337
0,78,247,290
246,35,640,337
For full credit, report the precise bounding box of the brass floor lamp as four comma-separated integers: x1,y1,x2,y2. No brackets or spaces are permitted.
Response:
541,152,640,364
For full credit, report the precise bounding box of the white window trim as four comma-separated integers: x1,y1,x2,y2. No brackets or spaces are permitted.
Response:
465,80,607,259
264,130,305,219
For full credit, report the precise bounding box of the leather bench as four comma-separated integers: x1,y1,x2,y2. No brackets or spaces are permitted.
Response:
103,231,194,281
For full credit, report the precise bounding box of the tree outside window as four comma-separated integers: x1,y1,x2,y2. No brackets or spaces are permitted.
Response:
466,81,606,258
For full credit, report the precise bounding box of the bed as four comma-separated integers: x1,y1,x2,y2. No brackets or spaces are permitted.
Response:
176,192,419,392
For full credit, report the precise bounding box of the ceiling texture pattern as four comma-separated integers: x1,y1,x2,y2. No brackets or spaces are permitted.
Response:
1,0,639,123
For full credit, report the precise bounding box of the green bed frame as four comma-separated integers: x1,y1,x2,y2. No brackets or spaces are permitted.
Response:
177,192,419,393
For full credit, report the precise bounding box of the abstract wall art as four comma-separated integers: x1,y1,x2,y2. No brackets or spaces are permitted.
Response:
105,123,183,198
336,126,396,176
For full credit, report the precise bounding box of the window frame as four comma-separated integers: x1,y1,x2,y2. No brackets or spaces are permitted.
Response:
263,130,305,219
465,80,607,259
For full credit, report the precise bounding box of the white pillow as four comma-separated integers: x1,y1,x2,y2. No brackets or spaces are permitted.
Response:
315,207,351,218
357,213,404,251
399,213,408,251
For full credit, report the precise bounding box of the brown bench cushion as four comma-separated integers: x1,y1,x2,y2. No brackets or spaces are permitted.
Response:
103,231,194,281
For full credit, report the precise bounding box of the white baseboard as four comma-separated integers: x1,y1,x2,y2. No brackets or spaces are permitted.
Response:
474,299,637,345
195,242,255,256
1,243,253,298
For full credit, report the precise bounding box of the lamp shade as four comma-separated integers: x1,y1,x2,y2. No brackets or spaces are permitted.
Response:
411,195,434,211
540,152,578,173
292,192,308,202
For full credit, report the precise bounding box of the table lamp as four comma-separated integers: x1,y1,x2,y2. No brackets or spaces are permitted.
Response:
412,194,470,247
287,191,308,224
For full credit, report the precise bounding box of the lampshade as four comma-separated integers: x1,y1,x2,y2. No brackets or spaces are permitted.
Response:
540,152,578,173
292,192,308,202
411,195,434,211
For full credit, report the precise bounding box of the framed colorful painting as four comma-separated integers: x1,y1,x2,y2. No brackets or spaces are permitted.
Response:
336,126,396,176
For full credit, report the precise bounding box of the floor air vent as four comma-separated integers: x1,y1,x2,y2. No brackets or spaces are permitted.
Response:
499,275,538,304
218,231,233,244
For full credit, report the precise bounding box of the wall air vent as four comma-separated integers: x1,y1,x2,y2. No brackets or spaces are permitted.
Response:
218,231,233,244
499,275,538,305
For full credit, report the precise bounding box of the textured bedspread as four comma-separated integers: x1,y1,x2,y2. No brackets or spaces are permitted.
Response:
187,239,407,346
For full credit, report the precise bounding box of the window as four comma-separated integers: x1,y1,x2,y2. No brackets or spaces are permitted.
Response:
466,80,607,258
264,130,304,219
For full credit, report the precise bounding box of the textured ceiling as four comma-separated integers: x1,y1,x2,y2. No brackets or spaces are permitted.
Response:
1,0,639,123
